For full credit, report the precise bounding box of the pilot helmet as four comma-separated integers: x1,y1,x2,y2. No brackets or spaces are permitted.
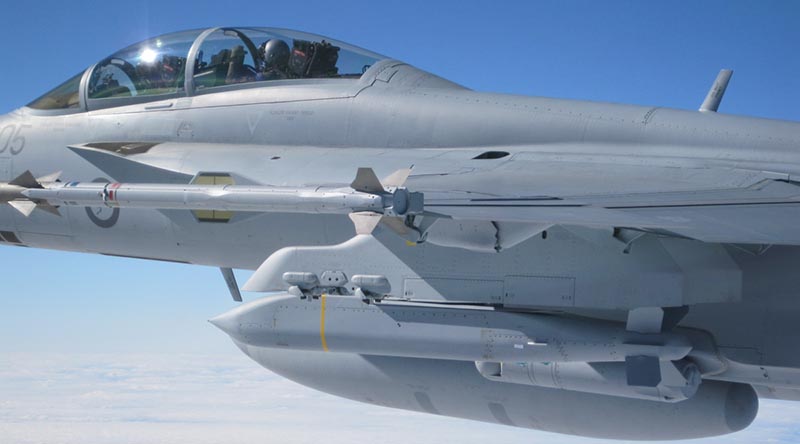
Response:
261,39,290,70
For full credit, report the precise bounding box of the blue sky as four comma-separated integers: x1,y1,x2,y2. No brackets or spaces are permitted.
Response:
2,1,800,442
2,0,800,119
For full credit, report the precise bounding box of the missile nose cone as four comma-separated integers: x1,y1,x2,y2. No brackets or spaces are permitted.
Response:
209,310,240,337
210,295,291,346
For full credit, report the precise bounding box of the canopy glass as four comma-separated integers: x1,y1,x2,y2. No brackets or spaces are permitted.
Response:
28,27,386,111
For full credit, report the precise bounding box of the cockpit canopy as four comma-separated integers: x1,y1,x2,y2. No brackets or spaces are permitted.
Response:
28,27,386,112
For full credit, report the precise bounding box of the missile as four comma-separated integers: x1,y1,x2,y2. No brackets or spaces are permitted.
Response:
22,182,386,213
210,293,694,365
2,168,423,222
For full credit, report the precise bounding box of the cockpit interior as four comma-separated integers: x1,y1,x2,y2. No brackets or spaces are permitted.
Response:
27,27,386,112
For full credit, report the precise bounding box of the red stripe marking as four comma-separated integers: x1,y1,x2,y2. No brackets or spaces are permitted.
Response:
108,183,121,201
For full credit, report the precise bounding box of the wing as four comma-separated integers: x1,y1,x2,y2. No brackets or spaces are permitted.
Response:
413,157,800,245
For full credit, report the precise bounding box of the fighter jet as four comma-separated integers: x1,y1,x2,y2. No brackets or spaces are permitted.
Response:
1,26,798,440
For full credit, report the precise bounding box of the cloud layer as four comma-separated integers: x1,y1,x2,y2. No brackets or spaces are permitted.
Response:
1,353,799,444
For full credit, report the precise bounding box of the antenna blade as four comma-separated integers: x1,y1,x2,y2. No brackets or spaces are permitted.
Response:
699,69,733,113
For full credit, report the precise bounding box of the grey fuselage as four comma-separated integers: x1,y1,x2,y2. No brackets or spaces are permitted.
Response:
4,61,799,261
3,58,800,439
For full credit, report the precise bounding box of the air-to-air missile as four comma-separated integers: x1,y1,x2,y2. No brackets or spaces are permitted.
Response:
0,168,422,222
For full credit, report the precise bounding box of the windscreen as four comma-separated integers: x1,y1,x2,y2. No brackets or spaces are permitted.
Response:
87,30,202,100
29,27,389,111
27,71,83,110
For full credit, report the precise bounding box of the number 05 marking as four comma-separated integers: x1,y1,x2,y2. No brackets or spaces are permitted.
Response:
0,124,31,155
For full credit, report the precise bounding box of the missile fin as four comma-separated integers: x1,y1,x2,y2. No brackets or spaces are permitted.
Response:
380,216,411,235
8,200,37,217
36,202,62,217
382,168,412,188
8,199,61,217
37,171,62,183
349,211,383,234
627,306,689,333
350,168,385,194
9,170,42,189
